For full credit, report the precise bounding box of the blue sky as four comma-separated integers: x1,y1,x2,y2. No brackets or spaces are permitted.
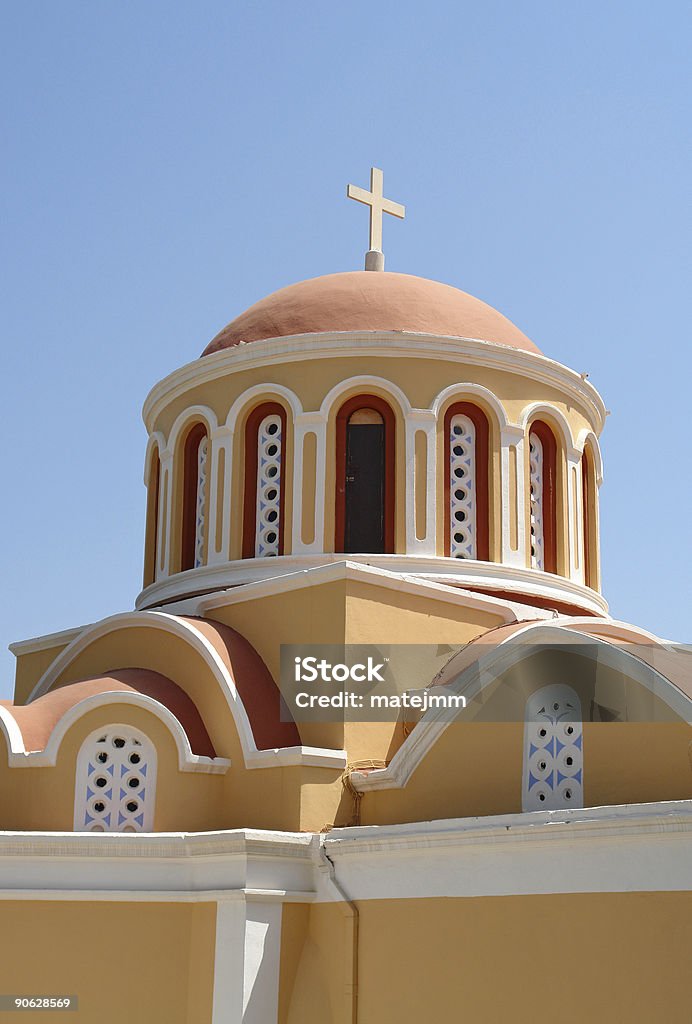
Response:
1,2,690,697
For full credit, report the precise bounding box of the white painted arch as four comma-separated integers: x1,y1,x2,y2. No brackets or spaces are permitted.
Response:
24,611,346,771
352,621,692,793
430,381,510,429
318,374,412,419
519,401,577,456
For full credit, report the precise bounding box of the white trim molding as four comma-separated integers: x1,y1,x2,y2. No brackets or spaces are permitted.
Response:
0,800,689,902
136,553,609,616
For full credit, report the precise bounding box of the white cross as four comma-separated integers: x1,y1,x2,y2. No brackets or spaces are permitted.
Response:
347,167,405,254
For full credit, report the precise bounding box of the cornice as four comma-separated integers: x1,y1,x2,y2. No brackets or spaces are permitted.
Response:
323,800,692,856
135,554,609,617
141,332,607,435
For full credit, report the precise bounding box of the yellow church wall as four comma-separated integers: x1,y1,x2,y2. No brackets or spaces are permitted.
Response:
345,579,499,641
358,721,692,827
208,579,349,753
0,698,348,833
279,901,354,1024
0,900,216,1024
13,641,76,706
209,575,503,762
281,893,692,1023
0,705,227,833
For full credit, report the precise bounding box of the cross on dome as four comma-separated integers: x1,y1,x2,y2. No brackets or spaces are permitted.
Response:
347,167,405,271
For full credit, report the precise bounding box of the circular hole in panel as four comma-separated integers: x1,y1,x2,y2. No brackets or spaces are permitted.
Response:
266,509,278,523
96,752,108,764
454,467,464,479
129,753,141,765
113,737,126,749
267,421,279,435
266,443,278,457
95,777,108,789
126,801,139,813
267,465,278,479
266,488,278,501
453,444,465,457
93,801,105,814
127,777,140,789
266,532,277,544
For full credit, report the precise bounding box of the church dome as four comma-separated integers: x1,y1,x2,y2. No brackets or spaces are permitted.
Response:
202,271,541,356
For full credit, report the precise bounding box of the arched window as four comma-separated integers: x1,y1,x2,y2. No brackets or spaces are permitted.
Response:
522,684,583,812
74,725,157,832
143,445,160,588
444,403,489,561
243,403,287,558
581,443,597,589
528,421,557,573
335,395,395,554
181,423,209,572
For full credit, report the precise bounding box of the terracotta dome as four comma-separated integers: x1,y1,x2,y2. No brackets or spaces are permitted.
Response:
202,271,540,356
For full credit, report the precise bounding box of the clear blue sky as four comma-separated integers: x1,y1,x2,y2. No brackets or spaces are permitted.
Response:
1,2,690,698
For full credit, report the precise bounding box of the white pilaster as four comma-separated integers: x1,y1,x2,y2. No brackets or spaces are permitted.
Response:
291,412,327,554
405,410,437,556
500,425,526,568
567,447,584,583
212,897,283,1024
207,426,234,566
157,447,174,580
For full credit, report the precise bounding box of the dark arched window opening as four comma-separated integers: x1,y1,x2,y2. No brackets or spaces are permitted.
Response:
335,395,395,553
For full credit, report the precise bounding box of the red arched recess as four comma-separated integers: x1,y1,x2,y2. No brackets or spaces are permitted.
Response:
181,423,208,572
443,402,490,560
529,419,558,575
242,402,288,559
335,394,396,553
582,443,597,589
143,446,160,587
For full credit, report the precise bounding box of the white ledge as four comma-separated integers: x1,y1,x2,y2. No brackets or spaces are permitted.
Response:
136,554,609,617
